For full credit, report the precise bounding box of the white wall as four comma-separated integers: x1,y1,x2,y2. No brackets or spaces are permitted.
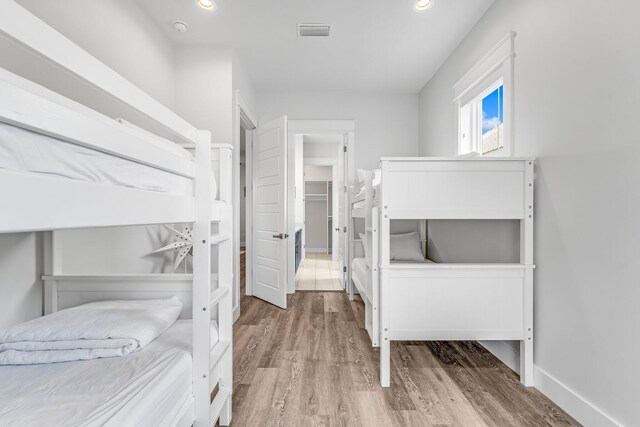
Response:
304,165,333,182
304,142,340,159
175,46,234,145
232,53,257,115
418,1,640,425
15,0,175,108
258,92,420,170
0,234,43,328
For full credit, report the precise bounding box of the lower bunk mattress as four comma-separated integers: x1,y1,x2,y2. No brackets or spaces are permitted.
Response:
0,319,218,427
352,257,371,298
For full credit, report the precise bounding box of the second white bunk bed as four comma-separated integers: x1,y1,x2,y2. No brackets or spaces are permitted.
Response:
351,157,535,389
0,2,233,426
349,169,382,347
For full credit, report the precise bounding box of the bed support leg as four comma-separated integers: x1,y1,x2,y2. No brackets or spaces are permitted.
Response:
520,268,534,386
380,334,391,387
380,269,390,387
219,348,233,426
379,187,391,387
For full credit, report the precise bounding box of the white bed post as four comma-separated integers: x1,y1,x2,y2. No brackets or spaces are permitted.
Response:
347,189,355,301
218,147,234,426
193,130,212,427
371,206,380,348
520,160,535,386
379,162,391,387
43,231,61,315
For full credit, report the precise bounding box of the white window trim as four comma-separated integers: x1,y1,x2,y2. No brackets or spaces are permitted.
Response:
454,31,515,156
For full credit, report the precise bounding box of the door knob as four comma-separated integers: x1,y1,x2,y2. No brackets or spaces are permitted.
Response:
272,233,289,239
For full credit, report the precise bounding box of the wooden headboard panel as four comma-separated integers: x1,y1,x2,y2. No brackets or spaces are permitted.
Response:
43,274,221,319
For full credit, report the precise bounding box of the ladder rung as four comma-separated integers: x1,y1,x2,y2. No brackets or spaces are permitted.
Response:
209,287,230,307
210,233,231,244
209,339,230,368
209,387,231,426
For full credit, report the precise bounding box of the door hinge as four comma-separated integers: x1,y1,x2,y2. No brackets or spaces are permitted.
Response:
343,186,347,192
343,266,347,273
343,226,347,233
343,146,347,153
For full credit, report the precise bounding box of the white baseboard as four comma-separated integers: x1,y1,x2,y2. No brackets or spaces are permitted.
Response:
480,341,621,427
534,366,621,427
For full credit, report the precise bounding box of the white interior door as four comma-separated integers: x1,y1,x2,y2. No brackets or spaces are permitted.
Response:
252,116,288,309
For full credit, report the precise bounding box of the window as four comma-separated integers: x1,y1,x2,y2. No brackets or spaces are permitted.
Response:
459,80,504,155
454,32,515,156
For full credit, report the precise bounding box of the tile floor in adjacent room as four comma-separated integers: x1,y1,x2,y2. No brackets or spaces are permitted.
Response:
295,252,343,291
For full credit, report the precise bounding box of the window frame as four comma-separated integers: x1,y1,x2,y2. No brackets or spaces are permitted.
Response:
454,32,515,157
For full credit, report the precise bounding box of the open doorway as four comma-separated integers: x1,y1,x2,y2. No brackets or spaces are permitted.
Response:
233,93,257,322
287,120,355,296
295,137,343,291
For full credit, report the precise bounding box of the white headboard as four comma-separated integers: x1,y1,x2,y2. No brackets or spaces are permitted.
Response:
42,274,221,319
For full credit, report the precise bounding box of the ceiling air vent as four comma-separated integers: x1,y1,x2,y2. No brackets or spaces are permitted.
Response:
297,23,331,37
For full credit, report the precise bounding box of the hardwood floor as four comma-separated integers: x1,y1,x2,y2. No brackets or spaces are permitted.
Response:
233,253,580,426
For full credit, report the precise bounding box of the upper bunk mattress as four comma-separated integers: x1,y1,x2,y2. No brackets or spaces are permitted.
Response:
0,319,218,427
0,121,196,196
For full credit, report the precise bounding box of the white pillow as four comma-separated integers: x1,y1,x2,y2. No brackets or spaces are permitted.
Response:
372,169,381,186
357,169,368,184
390,232,424,262
358,232,372,267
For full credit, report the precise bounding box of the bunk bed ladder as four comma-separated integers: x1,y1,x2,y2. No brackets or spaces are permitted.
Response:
193,137,233,427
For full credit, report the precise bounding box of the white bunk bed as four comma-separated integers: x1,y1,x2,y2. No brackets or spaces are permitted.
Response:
0,2,233,426
349,170,381,347
352,158,535,389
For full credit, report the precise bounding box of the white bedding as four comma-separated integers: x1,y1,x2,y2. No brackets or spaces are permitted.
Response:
0,319,218,427
0,298,182,365
352,257,370,297
0,121,206,196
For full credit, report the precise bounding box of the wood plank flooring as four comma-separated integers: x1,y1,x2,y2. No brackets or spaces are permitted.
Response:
233,253,580,426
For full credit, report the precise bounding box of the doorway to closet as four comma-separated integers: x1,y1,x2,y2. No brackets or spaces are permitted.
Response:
296,149,343,291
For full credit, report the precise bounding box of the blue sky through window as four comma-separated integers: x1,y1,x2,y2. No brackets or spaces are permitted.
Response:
482,85,503,134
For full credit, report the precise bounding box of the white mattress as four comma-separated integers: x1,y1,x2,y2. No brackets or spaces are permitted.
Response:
0,319,218,427
352,257,370,297
0,122,197,196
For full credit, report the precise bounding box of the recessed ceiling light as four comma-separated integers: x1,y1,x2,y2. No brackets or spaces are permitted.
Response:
196,0,217,11
173,21,188,33
414,0,434,11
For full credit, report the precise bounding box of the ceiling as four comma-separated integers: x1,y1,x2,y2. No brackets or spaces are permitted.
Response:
137,0,494,94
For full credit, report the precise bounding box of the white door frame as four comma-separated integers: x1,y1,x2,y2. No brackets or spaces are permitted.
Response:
233,91,257,321
287,120,355,295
